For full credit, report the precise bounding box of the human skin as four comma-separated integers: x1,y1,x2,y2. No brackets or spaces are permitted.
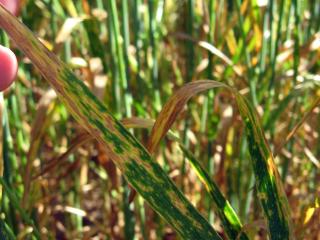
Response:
0,0,19,16
0,45,18,91
0,0,19,91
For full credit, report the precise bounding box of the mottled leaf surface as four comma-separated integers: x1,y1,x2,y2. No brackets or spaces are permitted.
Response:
0,6,221,240
148,80,294,239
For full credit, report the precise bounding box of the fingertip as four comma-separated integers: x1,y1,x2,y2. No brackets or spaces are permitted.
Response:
0,0,19,16
0,45,18,91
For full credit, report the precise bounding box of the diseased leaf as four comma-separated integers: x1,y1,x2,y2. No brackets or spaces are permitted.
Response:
235,92,294,239
180,144,249,240
148,80,294,239
0,6,222,240
147,80,226,153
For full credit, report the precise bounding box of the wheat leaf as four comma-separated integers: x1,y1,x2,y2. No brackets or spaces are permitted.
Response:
0,6,222,240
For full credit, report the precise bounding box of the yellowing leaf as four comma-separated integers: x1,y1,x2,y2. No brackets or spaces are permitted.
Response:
304,207,316,224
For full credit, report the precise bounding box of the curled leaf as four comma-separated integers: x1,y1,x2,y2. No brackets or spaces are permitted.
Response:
0,6,222,239
148,80,294,239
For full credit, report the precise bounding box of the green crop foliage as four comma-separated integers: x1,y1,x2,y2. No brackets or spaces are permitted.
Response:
0,1,319,239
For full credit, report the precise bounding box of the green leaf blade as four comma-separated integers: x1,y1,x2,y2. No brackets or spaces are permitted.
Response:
180,144,249,240
0,6,222,240
235,94,294,240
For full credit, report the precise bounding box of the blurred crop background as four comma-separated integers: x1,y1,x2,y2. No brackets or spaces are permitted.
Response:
0,0,319,239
